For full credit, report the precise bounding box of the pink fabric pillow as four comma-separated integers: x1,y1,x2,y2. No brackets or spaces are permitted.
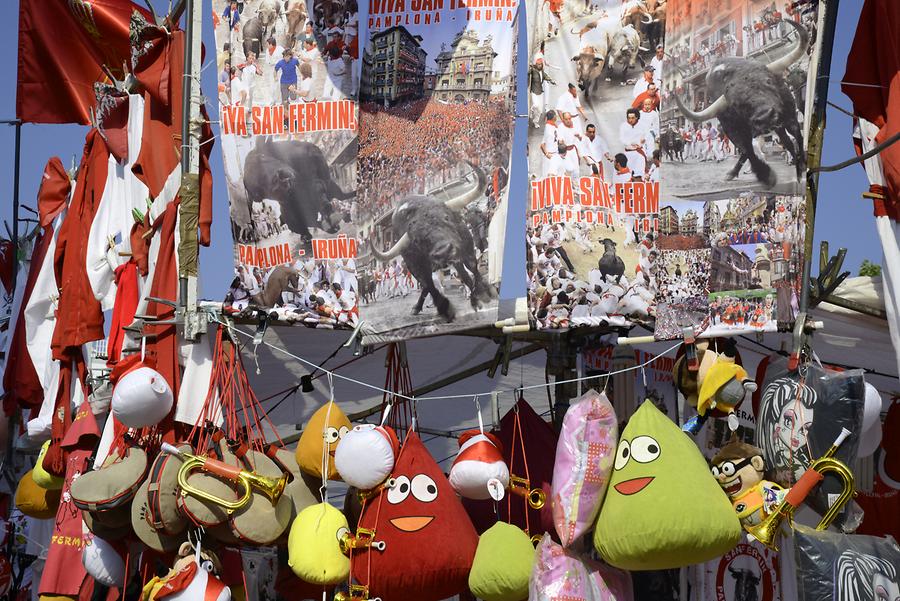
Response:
551,390,618,546
530,534,633,601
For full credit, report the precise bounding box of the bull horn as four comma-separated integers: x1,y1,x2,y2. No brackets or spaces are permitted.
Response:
766,19,808,74
444,162,487,210
642,13,653,23
639,46,650,52
674,92,728,121
370,233,410,262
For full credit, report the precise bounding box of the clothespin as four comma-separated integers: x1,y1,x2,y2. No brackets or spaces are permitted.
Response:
682,326,699,371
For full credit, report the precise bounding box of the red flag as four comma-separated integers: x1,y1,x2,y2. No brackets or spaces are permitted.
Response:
16,0,149,124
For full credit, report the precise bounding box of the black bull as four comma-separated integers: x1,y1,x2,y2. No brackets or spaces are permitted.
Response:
243,138,353,241
675,19,809,187
371,164,496,322
660,129,684,162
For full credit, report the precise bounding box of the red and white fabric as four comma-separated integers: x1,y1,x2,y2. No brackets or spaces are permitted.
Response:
844,0,900,376
86,94,149,310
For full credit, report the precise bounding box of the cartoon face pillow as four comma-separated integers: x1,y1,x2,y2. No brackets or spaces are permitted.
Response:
351,432,478,601
295,401,352,480
593,401,741,571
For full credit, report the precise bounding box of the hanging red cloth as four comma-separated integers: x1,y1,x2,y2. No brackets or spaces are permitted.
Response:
50,129,108,360
106,261,139,366
3,157,70,414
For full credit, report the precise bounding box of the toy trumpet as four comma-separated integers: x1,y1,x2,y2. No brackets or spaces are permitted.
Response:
509,475,546,510
334,584,372,601
161,443,287,513
746,428,856,551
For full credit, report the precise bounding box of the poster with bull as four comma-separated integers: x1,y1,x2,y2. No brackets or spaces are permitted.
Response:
654,0,825,340
526,0,663,331
355,0,517,342
215,0,363,328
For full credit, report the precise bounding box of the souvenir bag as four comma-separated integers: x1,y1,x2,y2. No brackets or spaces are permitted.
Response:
530,534,633,601
287,502,351,585
468,521,535,601
335,407,400,491
793,524,900,601
551,389,617,547
71,437,148,514
175,327,292,546
755,360,864,529
295,400,352,480
81,533,126,588
349,430,479,601
594,401,741,570
449,398,510,501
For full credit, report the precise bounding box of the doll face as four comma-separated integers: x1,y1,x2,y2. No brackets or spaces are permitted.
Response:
774,405,813,455
612,434,662,495
873,572,900,601
385,473,439,532
711,456,763,498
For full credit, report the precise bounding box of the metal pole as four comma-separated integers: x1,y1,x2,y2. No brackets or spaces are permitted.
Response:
178,0,204,340
799,0,841,320
11,120,21,293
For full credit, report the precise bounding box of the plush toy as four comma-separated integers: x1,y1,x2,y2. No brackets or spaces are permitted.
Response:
295,401,351,480
468,522,534,601
593,401,742,570
350,431,478,601
287,502,351,585
551,389,617,547
111,365,174,428
15,469,61,519
449,430,509,500
33,441,64,490
697,361,757,418
334,424,399,490
141,542,230,601
709,436,786,531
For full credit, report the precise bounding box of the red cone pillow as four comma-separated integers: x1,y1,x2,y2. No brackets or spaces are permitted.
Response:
351,432,478,601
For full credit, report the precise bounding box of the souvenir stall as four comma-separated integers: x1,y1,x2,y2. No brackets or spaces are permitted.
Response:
1,0,900,600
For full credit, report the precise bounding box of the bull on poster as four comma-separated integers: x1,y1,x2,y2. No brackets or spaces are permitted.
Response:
526,0,663,330
655,0,823,340
356,0,517,342
215,0,363,329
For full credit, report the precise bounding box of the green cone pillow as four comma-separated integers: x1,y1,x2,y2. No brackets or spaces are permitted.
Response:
593,401,741,570
468,522,534,601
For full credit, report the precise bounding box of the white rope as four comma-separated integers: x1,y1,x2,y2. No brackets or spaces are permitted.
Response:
215,318,683,401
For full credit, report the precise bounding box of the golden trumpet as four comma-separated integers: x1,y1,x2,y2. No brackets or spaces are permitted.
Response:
746,429,856,551
334,584,371,601
161,443,288,513
509,475,546,510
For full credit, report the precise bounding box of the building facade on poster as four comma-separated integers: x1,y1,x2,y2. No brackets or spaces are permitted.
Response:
356,0,516,341
214,0,363,329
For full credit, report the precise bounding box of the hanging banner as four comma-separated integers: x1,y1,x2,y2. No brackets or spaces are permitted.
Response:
654,0,824,340
357,1,517,343
526,0,662,330
215,0,362,329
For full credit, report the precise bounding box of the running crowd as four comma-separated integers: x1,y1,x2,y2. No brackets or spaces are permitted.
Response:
357,98,512,222
226,257,360,328
656,248,711,304
530,42,665,183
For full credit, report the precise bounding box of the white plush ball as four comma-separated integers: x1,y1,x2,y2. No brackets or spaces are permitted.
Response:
111,366,173,428
334,425,395,490
449,459,510,500
857,417,883,458
862,382,883,433
82,535,125,587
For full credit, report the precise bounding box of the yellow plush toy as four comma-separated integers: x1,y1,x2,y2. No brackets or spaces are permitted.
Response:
33,441,64,490
697,361,756,417
295,401,351,480
287,502,351,585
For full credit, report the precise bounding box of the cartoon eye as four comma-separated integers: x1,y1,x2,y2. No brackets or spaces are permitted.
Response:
710,466,720,477
339,426,350,439
411,474,438,503
614,439,631,471
387,475,411,504
200,559,215,573
720,461,736,477
336,526,349,543
630,436,660,463
323,427,340,443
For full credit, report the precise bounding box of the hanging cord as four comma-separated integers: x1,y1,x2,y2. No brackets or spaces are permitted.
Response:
319,373,336,503
212,317,682,401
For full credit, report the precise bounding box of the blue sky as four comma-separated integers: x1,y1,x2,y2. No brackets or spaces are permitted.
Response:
0,0,880,302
